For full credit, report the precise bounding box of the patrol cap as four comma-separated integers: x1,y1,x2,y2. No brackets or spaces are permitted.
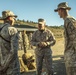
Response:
0,10,17,20
54,2,71,12
38,18,46,25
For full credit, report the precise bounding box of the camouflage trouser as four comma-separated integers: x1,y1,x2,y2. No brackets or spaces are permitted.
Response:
65,67,76,75
0,72,20,75
0,66,20,75
0,60,20,75
35,53,53,75
64,48,76,75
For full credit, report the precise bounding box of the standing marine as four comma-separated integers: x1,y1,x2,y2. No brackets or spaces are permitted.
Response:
31,18,56,75
0,10,20,75
54,2,76,75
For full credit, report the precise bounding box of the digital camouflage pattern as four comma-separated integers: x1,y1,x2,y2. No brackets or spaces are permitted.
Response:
54,2,71,12
28,33,33,49
0,23,20,75
18,32,23,50
31,28,56,75
18,31,29,50
64,15,76,75
22,31,29,51
1,10,17,19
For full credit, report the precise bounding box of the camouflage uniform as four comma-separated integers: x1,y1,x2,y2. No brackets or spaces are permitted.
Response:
64,16,76,75
0,23,20,75
31,28,56,75
18,32,23,50
0,10,20,75
22,31,29,51
24,33,29,50
54,2,76,75
28,33,33,49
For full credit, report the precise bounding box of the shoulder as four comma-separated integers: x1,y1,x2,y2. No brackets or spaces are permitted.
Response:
8,27,18,35
65,16,76,23
45,28,53,34
65,16,76,29
33,30,39,34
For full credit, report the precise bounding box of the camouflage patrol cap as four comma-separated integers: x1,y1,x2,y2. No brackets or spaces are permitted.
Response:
38,18,46,25
1,10,17,20
54,2,71,12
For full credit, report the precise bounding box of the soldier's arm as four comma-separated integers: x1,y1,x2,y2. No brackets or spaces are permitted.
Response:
31,31,40,46
46,30,56,46
67,21,76,40
3,27,19,69
64,18,76,50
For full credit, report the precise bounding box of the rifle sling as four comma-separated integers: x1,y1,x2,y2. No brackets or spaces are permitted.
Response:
0,35,10,43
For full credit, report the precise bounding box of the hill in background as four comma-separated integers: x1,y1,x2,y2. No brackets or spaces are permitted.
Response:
0,19,64,38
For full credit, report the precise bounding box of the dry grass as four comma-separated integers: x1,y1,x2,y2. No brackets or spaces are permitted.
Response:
52,38,64,60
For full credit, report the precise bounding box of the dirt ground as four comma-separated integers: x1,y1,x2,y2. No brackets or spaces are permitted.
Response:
19,38,67,75
52,38,66,75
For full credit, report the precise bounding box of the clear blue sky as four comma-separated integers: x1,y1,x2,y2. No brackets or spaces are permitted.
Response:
0,0,76,26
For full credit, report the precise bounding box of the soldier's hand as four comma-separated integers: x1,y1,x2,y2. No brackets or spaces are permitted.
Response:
42,42,47,47
38,42,47,47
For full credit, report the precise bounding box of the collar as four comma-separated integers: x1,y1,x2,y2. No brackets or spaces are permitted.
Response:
64,14,71,20
38,28,47,33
